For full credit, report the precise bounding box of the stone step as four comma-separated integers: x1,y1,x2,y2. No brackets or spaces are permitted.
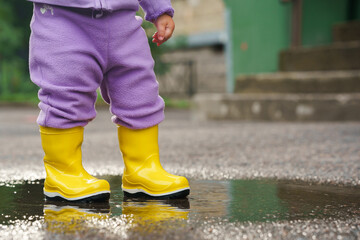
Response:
235,71,360,94
333,21,360,43
192,93,360,121
279,41,360,71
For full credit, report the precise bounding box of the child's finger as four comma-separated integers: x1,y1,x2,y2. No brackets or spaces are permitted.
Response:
152,33,159,43
152,35,161,44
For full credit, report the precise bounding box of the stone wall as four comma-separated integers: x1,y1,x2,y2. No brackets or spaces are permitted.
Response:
172,0,225,36
159,47,226,96
155,0,227,96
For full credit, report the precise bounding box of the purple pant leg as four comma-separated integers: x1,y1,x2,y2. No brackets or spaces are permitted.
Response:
100,13,165,129
29,4,164,129
29,4,106,128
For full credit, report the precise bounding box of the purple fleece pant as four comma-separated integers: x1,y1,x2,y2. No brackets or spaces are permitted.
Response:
29,3,165,129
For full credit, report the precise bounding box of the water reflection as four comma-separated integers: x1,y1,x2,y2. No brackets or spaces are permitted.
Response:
122,197,189,223
0,180,44,224
0,176,359,237
42,191,190,237
277,182,360,221
228,179,288,222
121,198,189,235
44,203,110,234
228,180,360,222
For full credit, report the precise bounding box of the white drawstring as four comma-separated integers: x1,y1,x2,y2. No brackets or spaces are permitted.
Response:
92,0,104,18
92,8,104,18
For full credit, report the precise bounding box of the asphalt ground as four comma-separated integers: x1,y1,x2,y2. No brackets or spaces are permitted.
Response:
1,106,359,185
0,106,359,239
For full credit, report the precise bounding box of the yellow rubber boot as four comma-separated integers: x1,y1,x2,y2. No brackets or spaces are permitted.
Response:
118,125,190,199
40,126,110,202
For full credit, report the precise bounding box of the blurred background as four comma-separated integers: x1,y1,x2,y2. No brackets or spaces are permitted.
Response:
1,0,360,121
0,0,35,103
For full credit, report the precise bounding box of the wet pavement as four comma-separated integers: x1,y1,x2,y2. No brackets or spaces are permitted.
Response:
1,177,360,239
0,107,360,239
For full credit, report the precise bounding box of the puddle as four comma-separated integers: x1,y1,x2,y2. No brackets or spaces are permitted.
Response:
1,176,360,237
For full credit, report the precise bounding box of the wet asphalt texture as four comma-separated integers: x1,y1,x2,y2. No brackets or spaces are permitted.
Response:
0,106,359,239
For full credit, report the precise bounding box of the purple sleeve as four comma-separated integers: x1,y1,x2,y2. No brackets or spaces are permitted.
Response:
138,0,174,22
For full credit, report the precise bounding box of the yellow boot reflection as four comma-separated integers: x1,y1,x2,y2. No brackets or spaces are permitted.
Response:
122,198,190,232
44,203,110,235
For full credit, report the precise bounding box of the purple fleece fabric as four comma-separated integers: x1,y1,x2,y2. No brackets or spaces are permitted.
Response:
27,0,174,22
29,4,165,129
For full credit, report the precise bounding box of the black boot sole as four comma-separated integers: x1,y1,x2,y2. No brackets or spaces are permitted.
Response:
45,192,110,203
123,189,190,200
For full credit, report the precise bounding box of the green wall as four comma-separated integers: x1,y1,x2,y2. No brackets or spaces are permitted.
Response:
224,0,359,89
224,0,291,77
302,0,348,46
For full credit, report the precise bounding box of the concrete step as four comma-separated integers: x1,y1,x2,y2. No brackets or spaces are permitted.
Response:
333,21,360,43
235,71,360,94
279,41,360,71
192,93,360,121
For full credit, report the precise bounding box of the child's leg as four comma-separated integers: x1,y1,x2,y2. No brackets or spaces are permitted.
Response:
29,4,106,129
99,13,164,129
29,4,110,201
100,11,190,198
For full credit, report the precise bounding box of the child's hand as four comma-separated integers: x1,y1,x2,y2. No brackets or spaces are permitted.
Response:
152,14,175,46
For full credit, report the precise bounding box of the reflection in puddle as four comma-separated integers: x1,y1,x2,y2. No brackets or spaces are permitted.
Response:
44,204,110,235
0,176,359,236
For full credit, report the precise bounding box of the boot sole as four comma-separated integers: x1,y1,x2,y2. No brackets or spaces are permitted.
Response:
45,191,110,203
123,188,190,199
